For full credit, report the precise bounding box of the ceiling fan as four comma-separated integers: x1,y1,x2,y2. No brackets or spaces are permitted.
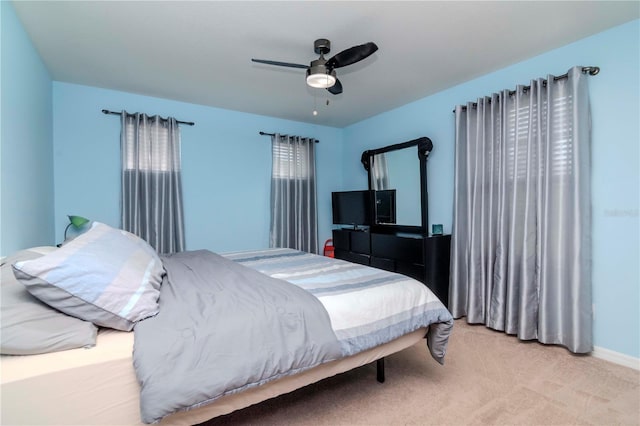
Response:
251,38,378,95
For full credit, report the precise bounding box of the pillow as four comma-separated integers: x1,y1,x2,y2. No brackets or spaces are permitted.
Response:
1,247,98,355
12,222,165,331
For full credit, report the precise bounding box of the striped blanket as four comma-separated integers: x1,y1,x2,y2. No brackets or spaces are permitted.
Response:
224,248,454,363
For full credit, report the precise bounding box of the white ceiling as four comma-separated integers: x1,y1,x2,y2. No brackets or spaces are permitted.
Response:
12,1,639,128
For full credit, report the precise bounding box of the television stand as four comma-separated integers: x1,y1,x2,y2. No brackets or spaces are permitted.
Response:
332,228,451,308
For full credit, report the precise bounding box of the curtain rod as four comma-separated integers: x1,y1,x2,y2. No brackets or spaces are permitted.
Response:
453,66,600,112
102,109,195,126
259,131,320,143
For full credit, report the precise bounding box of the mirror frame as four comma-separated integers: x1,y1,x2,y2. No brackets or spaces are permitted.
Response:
361,136,433,235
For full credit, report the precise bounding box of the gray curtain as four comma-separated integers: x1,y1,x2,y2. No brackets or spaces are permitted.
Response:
270,134,318,254
450,66,592,353
121,112,185,254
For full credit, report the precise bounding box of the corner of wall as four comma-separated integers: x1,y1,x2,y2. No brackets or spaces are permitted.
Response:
1,0,55,256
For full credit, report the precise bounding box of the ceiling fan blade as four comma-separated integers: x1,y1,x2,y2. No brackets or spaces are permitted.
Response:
325,42,378,69
251,59,308,69
327,78,343,95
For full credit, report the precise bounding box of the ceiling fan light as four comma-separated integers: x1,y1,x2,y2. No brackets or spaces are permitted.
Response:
306,69,336,89
306,73,336,88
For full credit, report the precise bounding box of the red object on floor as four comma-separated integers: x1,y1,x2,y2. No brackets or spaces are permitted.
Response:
323,239,334,257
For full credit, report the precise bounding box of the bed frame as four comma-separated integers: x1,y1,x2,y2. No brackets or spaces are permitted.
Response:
1,327,426,425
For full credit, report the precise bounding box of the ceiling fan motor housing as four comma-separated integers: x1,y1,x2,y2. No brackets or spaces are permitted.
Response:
314,38,331,55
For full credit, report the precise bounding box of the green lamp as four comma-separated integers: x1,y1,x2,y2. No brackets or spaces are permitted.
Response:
64,215,90,240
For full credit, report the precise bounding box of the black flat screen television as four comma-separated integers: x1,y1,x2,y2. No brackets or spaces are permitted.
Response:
331,190,374,229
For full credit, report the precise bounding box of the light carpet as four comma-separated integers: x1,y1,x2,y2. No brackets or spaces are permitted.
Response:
205,320,640,425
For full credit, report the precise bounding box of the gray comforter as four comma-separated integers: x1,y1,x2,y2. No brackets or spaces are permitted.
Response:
134,248,454,424
133,250,342,424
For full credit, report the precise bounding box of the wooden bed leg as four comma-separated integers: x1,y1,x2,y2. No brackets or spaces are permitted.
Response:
376,357,385,383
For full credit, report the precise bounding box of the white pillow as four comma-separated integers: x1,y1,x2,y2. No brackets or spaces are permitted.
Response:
12,222,165,331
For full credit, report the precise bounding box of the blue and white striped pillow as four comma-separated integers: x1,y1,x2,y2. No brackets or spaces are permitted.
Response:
12,222,165,331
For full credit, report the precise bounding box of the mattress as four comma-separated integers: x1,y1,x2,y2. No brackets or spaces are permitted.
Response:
1,326,427,425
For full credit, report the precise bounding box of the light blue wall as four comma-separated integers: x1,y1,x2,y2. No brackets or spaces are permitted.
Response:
52,83,343,253
343,20,640,359
0,1,54,257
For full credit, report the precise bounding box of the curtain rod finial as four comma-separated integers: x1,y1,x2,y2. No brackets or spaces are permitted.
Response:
585,66,600,76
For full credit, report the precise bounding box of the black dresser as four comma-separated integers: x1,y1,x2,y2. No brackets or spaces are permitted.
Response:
332,228,451,308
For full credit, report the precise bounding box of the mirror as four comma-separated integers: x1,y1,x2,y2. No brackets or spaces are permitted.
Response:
361,137,433,233
370,148,421,226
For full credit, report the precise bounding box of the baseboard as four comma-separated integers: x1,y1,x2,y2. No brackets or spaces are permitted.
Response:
592,346,640,370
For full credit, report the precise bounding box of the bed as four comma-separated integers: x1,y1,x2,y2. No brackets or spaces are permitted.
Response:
1,223,453,425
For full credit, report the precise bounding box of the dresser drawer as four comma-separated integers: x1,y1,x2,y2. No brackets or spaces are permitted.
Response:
332,229,350,250
332,229,370,255
370,256,395,272
397,262,424,282
337,250,370,266
371,233,423,264
350,231,371,254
